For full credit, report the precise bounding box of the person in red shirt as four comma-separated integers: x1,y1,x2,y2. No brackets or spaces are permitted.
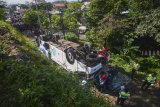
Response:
98,48,109,67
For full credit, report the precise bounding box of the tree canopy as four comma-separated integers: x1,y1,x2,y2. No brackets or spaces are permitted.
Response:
51,2,82,34
135,8,160,43
0,8,5,20
64,2,82,30
84,0,160,52
51,14,61,30
23,10,49,29
0,0,6,20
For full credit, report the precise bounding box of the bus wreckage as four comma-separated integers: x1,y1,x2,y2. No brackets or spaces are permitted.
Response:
36,35,131,93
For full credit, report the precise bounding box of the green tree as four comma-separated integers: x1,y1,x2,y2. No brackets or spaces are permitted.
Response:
135,8,160,43
51,14,61,30
0,8,5,20
0,0,6,20
85,0,132,50
63,2,82,30
84,0,115,27
65,32,78,42
23,10,49,29
129,0,160,14
86,13,133,52
85,0,160,50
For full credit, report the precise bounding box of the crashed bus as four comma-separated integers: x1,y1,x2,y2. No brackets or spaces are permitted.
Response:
37,35,131,93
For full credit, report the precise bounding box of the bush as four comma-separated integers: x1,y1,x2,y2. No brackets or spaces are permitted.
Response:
136,56,160,78
110,54,160,79
0,8,6,20
65,32,78,42
136,56,160,69
109,54,140,73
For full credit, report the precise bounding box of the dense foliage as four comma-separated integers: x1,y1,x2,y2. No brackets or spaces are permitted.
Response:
51,2,82,32
0,0,6,20
65,32,78,42
135,8,160,43
51,14,61,30
85,0,160,49
63,2,82,30
0,8,5,20
0,21,110,107
23,10,49,29
84,0,160,76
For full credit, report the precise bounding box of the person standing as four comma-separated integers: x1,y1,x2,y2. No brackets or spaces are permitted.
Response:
141,72,157,90
116,88,130,106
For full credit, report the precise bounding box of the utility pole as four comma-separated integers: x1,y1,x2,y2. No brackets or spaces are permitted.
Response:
35,0,42,32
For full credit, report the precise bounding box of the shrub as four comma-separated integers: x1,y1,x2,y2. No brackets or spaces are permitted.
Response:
109,54,140,73
65,32,78,42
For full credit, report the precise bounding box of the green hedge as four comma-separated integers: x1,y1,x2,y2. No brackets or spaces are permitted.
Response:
0,21,110,107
